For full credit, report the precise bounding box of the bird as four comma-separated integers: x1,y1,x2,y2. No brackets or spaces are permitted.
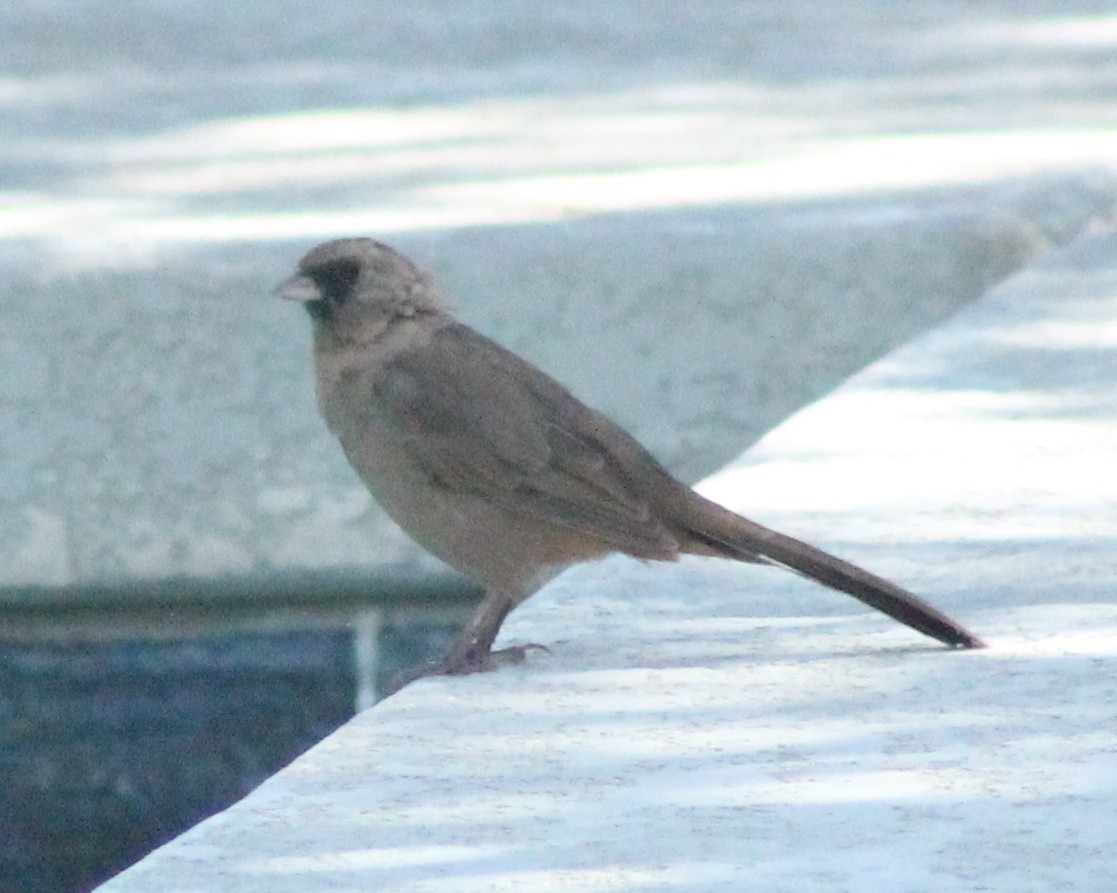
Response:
276,237,984,683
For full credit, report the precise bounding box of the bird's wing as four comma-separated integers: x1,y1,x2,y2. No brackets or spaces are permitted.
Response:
367,322,681,557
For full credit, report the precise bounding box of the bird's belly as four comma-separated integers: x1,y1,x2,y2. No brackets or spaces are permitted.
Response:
334,421,593,595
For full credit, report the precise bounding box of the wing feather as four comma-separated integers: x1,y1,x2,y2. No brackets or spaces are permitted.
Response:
370,323,679,556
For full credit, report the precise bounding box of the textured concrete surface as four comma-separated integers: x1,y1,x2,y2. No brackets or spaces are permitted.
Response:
4,2,1117,592
94,217,1117,893
3,3,1109,890
4,188,1112,592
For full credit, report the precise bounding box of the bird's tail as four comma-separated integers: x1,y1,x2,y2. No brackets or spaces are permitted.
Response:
679,493,985,649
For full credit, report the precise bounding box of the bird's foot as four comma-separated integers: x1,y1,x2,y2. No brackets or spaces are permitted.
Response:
445,642,551,675
383,643,549,696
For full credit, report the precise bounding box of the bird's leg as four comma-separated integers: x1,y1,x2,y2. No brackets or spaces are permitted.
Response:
442,588,548,674
384,589,546,695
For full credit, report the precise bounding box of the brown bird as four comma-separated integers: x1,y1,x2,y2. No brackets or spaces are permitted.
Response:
277,238,984,681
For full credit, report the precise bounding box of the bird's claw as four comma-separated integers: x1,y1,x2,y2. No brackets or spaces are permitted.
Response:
383,643,550,696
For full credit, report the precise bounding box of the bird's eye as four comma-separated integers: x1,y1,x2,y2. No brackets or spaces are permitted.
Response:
311,259,360,304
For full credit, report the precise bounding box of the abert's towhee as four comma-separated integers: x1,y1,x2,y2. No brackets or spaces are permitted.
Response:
278,238,983,683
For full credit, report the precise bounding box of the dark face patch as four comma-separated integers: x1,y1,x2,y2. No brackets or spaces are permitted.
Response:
305,258,361,305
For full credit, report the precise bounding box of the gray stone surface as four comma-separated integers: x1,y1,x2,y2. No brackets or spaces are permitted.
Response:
3,2,1114,890
4,0,1117,594
93,209,1117,893
5,185,1114,592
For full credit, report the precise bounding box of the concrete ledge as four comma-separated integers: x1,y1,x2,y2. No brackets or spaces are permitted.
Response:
96,225,1117,891
6,175,1113,593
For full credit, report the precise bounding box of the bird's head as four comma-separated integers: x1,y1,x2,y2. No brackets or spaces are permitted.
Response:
276,238,441,342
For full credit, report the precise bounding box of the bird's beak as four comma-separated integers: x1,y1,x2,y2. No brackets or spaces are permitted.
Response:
274,273,323,303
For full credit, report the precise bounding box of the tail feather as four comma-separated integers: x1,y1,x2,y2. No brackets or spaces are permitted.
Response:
681,495,985,649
